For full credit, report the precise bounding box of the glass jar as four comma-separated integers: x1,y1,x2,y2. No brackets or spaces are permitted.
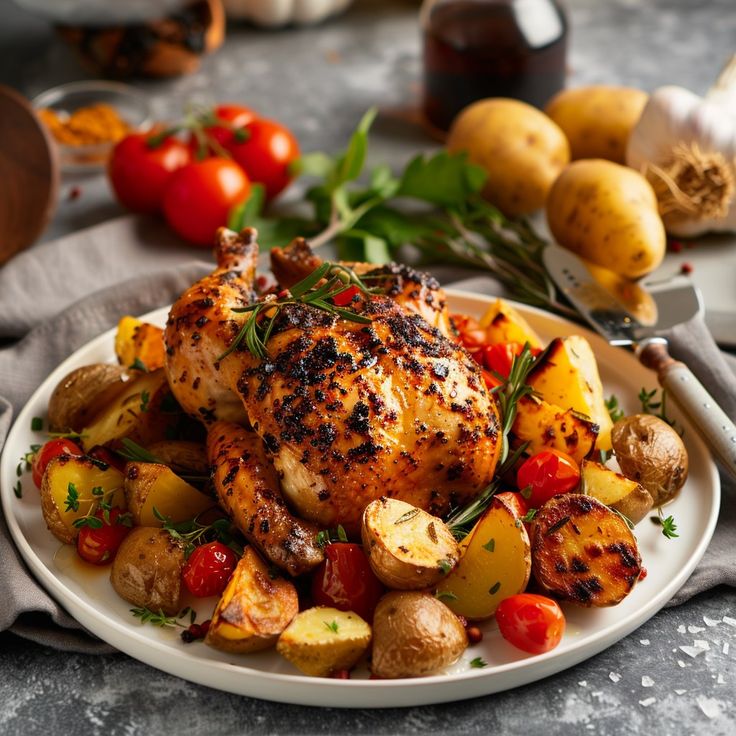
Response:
421,0,569,131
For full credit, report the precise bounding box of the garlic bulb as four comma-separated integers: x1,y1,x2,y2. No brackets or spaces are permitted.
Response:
222,0,353,26
626,55,736,237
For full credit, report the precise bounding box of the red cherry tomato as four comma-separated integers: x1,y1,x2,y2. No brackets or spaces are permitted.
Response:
189,103,258,158
332,285,361,307
162,158,251,246
481,342,525,378
182,541,238,597
516,449,581,508
76,507,132,565
311,543,384,622
31,438,83,489
495,491,529,519
495,593,566,654
108,133,191,214
481,369,503,390
226,118,300,200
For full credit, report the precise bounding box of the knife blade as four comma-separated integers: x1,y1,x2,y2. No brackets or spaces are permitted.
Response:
543,242,736,480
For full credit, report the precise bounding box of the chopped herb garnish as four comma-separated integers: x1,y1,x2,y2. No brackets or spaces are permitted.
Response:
154,507,243,558
139,390,151,413
437,558,453,575
519,485,532,500
605,395,625,424
545,516,570,536
470,657,488,669
324,620,340,634
31,417,43,432
488,581,501,595
315,524,349,548
129,357,148,372
482,538,495,553
394,508,420,525
521,508,538,523
73,515,103,529
435,590,458,602
64,482,80,513
13,480,22,499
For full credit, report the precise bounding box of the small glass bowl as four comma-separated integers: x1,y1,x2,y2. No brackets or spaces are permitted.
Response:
33,80,152,173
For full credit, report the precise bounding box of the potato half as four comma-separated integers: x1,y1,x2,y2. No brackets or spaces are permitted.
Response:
581,459,653,524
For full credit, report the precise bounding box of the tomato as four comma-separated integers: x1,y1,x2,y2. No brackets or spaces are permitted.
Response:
162,158,251,246
31,438,83,489
481,369,503,390
495,593,566,654
86,445,126,473
108,133,191,214
481,342,525,378
76,507,132,565
311,543,384,622
495,491,529,519
516,449,581,508
182,541,238,597
332,285,361,307
225,118,300,200
189,103,258,158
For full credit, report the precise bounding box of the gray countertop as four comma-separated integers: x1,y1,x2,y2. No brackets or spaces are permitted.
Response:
1,0,735,733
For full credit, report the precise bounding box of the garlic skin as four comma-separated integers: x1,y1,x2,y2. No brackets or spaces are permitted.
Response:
626,58,736,237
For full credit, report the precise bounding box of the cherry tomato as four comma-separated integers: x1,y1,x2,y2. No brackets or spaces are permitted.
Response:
76,507,132,565
226,118,300,200
481,342,525,378
332,285,361,307
481,369,503,390
108,133,191,214
495,593,566,654
182,541,238,597
31,438,83,489
162,158,251,246
495,491,529,519
516,449,581,508
190,103,258,157
311,543,384,622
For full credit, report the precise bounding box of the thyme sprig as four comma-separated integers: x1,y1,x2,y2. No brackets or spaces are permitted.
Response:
652,509,679,540
154,508,243,558
130,607,184,628
639,387,682,435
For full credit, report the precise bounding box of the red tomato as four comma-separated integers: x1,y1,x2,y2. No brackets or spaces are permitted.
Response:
162,158,251,246
108,133,191,214
76,507,132,565
516,449,581,508
311,543,384,622
332,285,361,307
495,593,566,654
86,445,127,473
481,369,503,390
190,103,258,158
226,118,300,200
481,342,525,378
495,491,529,519
182,541,238,597
31,438,83,489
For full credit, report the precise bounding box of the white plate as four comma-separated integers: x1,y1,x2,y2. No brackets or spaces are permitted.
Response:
0,290,720,708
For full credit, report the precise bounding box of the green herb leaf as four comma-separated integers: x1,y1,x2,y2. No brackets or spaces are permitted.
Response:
605,394,624,423
470,657,488,669
435,590,458,602
324,620,340,634
31,417,43,432
64,482,79,513
129,357,148,372
394,508,420,525
139,390,151,413
482,538,495,552
521,508,537,523
13,480,22,499
437,558,453,575
488,581,501,595
130,607,181,628
652,510,679,539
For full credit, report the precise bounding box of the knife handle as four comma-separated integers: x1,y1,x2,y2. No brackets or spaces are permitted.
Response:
638,338,736,481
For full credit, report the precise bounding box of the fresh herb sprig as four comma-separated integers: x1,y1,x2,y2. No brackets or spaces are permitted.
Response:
130,607,183,628
605,394,625,423
652,509,679,540
315,524,349,548
154,508,243,558
638,387,682,434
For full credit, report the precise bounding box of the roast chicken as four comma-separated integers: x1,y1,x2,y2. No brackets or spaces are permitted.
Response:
165,228,502,573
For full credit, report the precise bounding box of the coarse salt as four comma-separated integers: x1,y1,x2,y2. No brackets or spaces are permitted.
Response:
722,616,736,628
703,616,721,627
680,645,705,658
696,695,723,719
694,639,710,651
674,689,687,695
609,672,621,683
641,676,655,687
688,625,705,634
677,659,688,667
677,624,686,633
724,642,730,655
578,681,587,687
639,697,656,707
640,639,650,646
717,674,726,684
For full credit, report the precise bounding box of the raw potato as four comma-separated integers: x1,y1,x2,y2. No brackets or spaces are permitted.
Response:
435,496,531,620
512,395,599,464
581,459,654,524
47,363,132,433
527,336,613,451
546,159,666,279
447,98,570,216
146,440,210,475
545,86,648,164
41,455,126,544
124,462,216,527
115,316,166,371
276,606,371,677
477,298,543,349
207,546,299,654
110,527,185,615
361,498,459,590
371,592,467,678
531,494,642,607
611,414,688,505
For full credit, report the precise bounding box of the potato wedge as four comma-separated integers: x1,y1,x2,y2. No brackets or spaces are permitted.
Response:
477,298,543,349
581,459,653,524
276,606,371,676
207,546,299,654
527,336,613,451
435,496,530,620
115,316,166,372
146,440,209,476
124,462,215,527
41,455,126,544
512,395,598,464
110,527,185,615
371,592,467,678
531,493,642,607
361,498,459,590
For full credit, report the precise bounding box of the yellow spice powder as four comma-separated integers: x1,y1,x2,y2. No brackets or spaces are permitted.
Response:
38,103,131,146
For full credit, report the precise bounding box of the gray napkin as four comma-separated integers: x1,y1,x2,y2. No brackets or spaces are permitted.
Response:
0,216,734,651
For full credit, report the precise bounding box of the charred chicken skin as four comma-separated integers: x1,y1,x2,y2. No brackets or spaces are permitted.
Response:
165,228,502,570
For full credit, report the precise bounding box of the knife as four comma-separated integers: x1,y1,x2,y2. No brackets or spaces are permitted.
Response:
543,242,736,481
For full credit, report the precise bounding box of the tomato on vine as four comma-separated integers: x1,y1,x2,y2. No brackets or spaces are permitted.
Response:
190,103,257,157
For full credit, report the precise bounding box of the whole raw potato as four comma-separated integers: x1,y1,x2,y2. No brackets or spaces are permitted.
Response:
545,86,648,163
546,159,666,278
447,98,570,216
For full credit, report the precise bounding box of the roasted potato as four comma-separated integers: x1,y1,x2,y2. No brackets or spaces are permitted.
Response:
435,496,531,620
371,592,467,678
611,414,688,505
47,364,132,433
477,298,543,349
581,459,654,524
531,494,642,607
276,606,371,677
447,98,570,216
41,455,126,544
115,316,166,372
207,546,299,654
361,498,459,590
146,440,210,476
110,527,185,615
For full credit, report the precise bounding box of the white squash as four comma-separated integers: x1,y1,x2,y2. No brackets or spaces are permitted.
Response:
223,0,353,26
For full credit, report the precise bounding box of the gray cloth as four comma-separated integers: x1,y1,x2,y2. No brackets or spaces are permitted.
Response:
0,216,734,651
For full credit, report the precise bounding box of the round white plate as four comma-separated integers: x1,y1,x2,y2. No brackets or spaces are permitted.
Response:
0,290,720,708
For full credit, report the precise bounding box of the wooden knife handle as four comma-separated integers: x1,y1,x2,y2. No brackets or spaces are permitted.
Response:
638,337,736,481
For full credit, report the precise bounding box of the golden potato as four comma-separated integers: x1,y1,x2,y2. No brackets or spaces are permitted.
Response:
115,316,166,372
581,459,654,524
447,98,570,216
477,298,543,349
545,86,648,163
546,159,666,279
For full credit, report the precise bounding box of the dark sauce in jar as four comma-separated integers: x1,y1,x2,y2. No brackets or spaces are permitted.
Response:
422,0,569,131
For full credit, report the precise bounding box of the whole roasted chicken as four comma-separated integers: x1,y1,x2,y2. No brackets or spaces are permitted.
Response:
165,229,502,574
